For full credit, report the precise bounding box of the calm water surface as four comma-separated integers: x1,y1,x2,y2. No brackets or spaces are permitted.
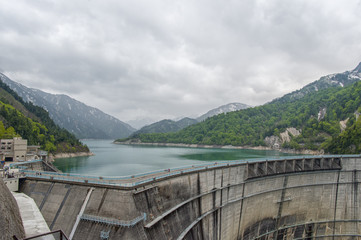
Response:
53,139,298,177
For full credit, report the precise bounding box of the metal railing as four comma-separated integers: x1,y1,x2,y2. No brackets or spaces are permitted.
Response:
13,229,68,240
9,159,43,168
80,213,146,228
18,155,361,188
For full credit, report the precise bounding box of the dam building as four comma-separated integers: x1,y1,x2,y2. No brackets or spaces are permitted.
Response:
10,155,361,239
0,137,47,164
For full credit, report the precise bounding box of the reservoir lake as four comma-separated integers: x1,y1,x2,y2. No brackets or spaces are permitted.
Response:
53,139,299,177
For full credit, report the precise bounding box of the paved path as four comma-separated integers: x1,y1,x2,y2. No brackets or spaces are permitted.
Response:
12,192,51,239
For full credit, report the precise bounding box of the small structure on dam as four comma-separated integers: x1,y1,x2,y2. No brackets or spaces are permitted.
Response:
14,155,361,239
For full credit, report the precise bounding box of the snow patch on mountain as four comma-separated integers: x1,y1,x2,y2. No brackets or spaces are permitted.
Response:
0,73,135,139
197,102,251,122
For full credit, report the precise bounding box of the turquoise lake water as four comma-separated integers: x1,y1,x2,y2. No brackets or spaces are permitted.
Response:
53,139,299,177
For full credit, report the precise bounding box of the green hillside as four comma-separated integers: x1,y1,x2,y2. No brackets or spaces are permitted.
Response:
121,81,361,154
132,118,198,135
0,80,89,153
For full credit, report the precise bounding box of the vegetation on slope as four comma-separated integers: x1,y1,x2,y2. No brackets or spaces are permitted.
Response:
120,82,361,154
0,73,135,139
0,81,89,153
325,116,361,154
132,118,198,135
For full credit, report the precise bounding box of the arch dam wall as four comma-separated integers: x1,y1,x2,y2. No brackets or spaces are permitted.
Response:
19,155,361,239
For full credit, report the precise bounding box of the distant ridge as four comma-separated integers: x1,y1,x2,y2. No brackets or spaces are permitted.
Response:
197,102,251,122
273,63,361,103
132,118,198,135
0,73,135,139
122,62,361,154
131,102,251,135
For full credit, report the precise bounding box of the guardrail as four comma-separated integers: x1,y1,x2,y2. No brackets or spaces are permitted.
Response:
19,155,361,188
9,159,43,168
80,213,146,227
13,229,68,240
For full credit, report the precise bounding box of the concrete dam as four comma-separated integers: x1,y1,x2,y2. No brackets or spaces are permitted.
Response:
17,155,361,239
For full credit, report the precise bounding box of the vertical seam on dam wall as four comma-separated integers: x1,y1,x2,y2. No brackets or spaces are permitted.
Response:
39,182,54,210
219,168,224,240
274,175,289,239
197,172,204,240
353,169,358,234
236,183,245,239
29,182,36,193
332,170,340,240
212,188,218,239
49,186,72,230
97,188,108,213
136,222,148,240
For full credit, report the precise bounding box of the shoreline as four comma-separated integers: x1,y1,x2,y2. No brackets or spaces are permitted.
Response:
49,151,95,161
113,141,323,155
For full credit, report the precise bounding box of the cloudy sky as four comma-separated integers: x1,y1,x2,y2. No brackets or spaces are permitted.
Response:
1,0,361,128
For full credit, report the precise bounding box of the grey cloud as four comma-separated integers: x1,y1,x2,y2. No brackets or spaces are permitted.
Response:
1,0,361,124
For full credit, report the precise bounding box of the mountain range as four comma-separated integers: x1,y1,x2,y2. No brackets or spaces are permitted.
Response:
0,80,88,153
132,118,198,135
196,102,251,122
0,73,135,139
121,62,361,154
274,62,361,103
0,73,252,139
131,103,251,136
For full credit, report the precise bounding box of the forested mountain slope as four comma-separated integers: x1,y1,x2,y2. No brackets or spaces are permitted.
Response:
0,73,135,139
132,118,198,135
121,63,361,154
132,103,251,135
0,80,88,153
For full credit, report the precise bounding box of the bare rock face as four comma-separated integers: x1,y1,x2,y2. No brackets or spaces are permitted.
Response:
318,107,327,121
265,128,301,149
286,127,301,137
340,118,349,132
280,131,291,143
0,179,25,240
280,128,301,143
264,136,281,149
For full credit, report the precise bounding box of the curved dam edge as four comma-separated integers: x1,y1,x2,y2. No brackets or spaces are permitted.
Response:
18,155,361,239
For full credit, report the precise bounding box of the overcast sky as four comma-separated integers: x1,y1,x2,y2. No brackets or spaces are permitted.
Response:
1,0,361,128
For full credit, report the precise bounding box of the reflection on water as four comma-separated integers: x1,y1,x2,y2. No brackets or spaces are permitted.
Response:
53,140,299,177
54,156,91,173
